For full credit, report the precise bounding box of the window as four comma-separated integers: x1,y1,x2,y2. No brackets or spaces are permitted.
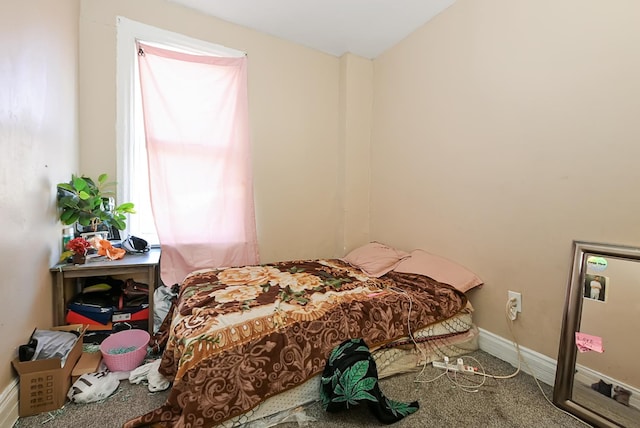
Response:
117,18,258,286
116,17,245,246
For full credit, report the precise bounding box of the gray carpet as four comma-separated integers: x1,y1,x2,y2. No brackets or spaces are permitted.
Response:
14,350,590,428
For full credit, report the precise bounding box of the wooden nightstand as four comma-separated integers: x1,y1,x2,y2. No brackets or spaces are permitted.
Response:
50,248,161,335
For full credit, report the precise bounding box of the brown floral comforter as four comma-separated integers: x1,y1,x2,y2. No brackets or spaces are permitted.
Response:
124,259,467,428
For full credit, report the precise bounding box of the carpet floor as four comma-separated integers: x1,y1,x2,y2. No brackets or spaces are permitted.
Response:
14,350,591,428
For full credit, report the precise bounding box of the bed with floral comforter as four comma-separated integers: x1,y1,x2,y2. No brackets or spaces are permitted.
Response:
124,258,467,427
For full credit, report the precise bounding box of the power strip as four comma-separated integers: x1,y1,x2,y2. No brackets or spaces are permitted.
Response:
432,360,477,374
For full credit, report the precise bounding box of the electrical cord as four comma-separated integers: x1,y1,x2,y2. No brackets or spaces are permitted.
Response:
411,297,521,386
443,355,487,392
441,299,523,382
507,296,518,321
385,286,447,384
406,293,594,426
467,299,523,380
500,297,592,427
387,287,485,390
389,283,591,426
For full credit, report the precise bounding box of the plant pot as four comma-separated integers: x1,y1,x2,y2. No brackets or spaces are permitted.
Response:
72,253,86,264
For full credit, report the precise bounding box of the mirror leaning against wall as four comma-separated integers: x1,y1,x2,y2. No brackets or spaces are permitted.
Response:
554,241,640,427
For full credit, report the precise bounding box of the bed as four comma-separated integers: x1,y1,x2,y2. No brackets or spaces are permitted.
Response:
124,243,482,427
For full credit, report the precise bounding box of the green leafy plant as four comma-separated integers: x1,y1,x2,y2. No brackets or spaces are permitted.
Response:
57,174,135,231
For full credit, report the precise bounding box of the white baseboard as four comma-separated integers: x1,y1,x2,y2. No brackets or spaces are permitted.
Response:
478,327,557,386
0,378,19,428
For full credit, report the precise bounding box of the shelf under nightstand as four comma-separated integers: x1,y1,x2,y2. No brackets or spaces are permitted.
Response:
50,248,161,336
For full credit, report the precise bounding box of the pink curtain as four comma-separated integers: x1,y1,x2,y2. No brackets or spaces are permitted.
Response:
137,42,259,286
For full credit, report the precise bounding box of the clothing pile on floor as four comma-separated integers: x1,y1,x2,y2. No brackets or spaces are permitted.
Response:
68,359,170,404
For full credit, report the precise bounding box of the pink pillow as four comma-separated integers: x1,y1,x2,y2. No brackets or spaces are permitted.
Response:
342,242,410,277
394,249,483,293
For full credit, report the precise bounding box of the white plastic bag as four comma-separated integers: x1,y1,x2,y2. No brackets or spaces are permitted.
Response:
31,329,79,365
153,286,177,333
67,371,120,404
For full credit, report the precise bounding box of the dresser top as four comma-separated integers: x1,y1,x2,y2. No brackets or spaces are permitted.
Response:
51,247,160,272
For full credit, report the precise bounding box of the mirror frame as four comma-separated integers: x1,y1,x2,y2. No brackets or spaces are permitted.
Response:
553,241,640,427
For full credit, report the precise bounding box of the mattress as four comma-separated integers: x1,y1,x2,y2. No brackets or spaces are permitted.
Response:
217,306,478,427
125,259,472,427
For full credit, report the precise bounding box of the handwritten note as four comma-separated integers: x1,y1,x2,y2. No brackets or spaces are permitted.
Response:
575,332,604,353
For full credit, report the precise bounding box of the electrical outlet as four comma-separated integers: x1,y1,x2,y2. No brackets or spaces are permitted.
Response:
508,291,522,313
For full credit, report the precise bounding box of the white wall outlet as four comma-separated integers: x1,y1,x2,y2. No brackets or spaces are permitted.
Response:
508,291,522,313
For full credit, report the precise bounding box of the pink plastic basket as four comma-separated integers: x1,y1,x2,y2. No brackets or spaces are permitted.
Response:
100,329,150,372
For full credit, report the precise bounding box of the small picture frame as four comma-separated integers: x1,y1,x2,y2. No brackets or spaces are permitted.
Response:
583,274,608,302
81,231,109,244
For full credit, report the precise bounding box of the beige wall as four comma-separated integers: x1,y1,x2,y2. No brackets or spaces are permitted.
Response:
7,0,640,417
339,53,374,254
0,0,79,405
371,0,640,359
79,0,349,263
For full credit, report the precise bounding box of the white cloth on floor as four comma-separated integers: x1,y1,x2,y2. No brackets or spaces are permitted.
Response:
129,361,152,384
129,359,170,392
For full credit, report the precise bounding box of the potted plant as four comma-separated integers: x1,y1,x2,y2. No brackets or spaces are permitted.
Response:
57,174,135,233
61,237,93,264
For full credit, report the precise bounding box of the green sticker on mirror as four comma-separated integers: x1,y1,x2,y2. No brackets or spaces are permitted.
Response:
586,256,608,272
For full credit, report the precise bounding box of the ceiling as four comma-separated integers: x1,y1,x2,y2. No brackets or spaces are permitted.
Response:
166,0,456,59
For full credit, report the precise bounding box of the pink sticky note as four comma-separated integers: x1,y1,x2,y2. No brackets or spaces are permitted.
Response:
575,332,604,353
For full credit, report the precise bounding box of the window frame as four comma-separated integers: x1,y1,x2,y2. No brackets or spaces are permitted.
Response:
115,16,245,244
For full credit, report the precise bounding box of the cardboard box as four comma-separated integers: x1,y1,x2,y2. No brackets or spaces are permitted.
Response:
71,351,103,383
12,324,86,417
